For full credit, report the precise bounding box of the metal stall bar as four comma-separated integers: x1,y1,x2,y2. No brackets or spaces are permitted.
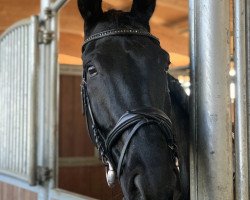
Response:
189,0,233,199
246,0,250,196
0,16,39,185
51,0,68,12
36,0,68,191
188,0,198,198
234,0,249,199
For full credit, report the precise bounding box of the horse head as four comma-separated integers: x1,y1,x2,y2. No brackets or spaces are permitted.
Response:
78,0,189,199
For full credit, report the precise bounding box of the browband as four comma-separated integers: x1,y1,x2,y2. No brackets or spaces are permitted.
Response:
83,28,160,48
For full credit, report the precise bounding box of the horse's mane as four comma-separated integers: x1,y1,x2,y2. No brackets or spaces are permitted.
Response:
167,73,190,199
167,73,189,115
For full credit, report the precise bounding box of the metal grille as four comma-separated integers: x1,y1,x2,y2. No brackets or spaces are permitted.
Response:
0,16,38,185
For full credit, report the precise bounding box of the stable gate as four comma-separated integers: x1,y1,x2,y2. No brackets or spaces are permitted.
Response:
0,17,38,185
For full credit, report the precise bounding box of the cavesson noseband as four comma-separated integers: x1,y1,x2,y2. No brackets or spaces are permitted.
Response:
81,28,178,187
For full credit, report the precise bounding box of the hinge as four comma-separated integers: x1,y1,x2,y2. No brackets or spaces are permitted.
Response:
37,166,52,185
38,7,54,44
38,29,54,44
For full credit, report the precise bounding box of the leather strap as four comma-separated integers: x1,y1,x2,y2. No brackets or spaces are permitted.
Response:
82,28,160,51
106,108,172,153
117,120,154,179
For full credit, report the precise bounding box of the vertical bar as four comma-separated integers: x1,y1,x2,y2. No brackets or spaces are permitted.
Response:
13,28,16,173
12,30,16,172
188,0,198,199
28,16,38,185
23,25,28,175
2,37,5,170
246,0,250,196
19,25,24,175
17,26,21,174
10,31,14,172
37,0,52,171
50,13,59,188
6,35,9,171
10,32,13,171
40,0,54,20
6,33,11,171
16,28,20,173
10,31,14,171
2,37,6,170
0,39,1,169
0,38,3,170
13,29,18,173
38,0,63,189
234,0,249,198
193,0,233,199
5,34,9,170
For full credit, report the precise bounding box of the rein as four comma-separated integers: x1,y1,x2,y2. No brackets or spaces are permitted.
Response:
81,28,178,187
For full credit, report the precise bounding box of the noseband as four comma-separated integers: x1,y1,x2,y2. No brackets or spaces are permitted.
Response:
81,28,178,187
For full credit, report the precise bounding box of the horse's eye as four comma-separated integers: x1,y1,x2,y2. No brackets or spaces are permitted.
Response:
87,65,98,77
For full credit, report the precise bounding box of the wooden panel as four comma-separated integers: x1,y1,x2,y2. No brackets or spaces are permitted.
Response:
50,189,98,200
59,74,121,199
59,166,123,200
0,181,37,200
59,75,94,157
0,0,40,34
59,33,83,60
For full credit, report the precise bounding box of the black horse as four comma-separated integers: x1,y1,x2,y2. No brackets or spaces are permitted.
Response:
78,0,190,199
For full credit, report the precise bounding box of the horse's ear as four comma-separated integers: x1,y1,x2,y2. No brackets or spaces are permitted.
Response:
77,0,103,23
130,0,156,23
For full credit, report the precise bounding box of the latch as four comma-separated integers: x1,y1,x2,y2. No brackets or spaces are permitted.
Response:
38,29,54,44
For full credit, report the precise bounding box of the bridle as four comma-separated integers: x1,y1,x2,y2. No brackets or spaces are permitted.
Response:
82,28,160,51
81,28,179,187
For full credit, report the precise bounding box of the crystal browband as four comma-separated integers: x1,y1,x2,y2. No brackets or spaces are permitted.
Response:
83,28,160,48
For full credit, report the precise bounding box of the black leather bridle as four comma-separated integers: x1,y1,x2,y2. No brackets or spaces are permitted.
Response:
82,28,160,51
81,28,178,187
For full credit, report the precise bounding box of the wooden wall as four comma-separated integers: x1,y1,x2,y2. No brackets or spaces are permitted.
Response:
59,75,93,157
58,75,122,200
0,182,37,200
59,166,122,200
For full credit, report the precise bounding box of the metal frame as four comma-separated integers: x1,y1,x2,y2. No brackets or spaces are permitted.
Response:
189,0,234,199
190,0,250,199
188,0,198,198
246,0,250,197
234,0,249,199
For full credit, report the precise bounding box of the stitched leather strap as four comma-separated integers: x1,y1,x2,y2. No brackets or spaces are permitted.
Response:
116,120,153,179
82,28,160,51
